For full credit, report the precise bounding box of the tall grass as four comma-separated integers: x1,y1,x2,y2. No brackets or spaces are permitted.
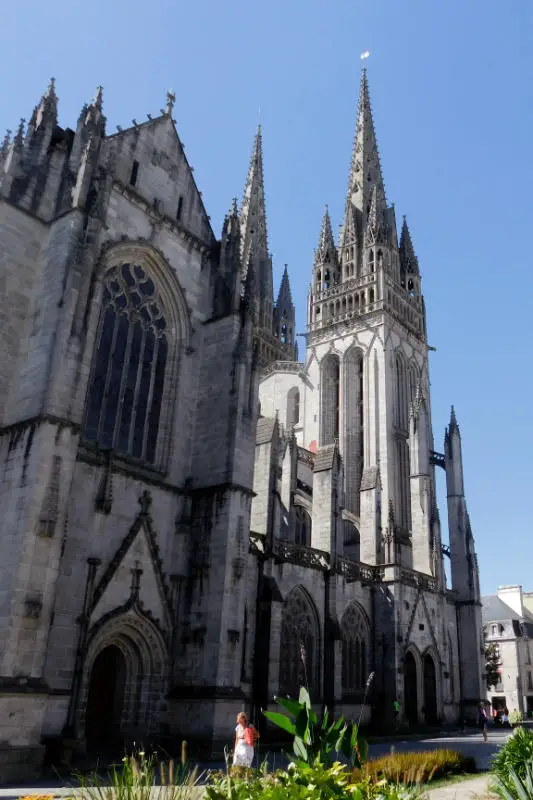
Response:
76,751,202,800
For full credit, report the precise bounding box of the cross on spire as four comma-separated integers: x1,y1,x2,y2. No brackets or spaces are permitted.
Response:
166,89,176,116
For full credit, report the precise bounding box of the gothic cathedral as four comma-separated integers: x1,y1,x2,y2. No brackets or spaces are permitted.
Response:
0,70,482,780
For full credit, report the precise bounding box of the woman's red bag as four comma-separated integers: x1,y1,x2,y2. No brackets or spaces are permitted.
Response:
244,725,258,746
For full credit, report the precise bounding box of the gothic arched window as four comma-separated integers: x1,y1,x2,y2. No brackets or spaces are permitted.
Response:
343,519,360,562
294,506,311,547
287,386,300,427
279,587,319,697
84,263,168,464
320,353,340,445
341,603,370,695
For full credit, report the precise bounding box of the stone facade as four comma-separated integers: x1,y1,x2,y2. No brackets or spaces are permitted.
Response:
483,586,533,718
0,72,482,780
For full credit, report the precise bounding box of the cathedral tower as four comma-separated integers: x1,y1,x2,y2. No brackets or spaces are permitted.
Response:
239,126,297,367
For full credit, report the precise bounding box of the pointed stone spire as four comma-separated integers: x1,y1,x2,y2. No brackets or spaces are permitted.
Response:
277,264,293,306
345,68,386,225
240,124,268,271
31,78,58,130
399,216,419,275
1,130,11,156
315,205,338,265
449,405,460,437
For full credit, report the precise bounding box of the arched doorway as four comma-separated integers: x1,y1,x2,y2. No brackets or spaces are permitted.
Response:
85,645,126,750
404,651,418,726
423,654,438,725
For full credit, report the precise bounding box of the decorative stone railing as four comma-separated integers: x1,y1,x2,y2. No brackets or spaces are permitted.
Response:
399,567,438,592
262,360,304,377
249,532,383,584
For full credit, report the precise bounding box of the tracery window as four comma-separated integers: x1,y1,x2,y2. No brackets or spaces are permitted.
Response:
343,519,360,562
294,506,311,546
279,587,319,697
84,263,168,464
341,603,369,695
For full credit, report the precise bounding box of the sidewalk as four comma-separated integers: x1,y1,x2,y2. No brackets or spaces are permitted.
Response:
425,775,495,800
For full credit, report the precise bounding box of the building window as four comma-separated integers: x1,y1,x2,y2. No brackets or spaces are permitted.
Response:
343,519,360,562
279,587,319,697
130,160,139,187
83,263,168,464
294,506,311,547
281,322,288,344
176,195,184,221
341,602,370,695
287,386,300,427
320,353,340,445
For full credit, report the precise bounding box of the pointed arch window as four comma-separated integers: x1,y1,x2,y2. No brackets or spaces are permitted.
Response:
279,587,319,696
320,354,340,445
287,386,300,427
341,603,370,695
84,263,168,464
294,506,311,546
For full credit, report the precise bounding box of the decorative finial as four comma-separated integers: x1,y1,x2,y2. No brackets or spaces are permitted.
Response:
94,86,103,109
231,196,238,215
48,77,56,96
166,89,176,116
1,130,12,153
14,119,25,148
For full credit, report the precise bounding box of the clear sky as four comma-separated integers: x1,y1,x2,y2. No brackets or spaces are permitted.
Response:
1,0,531,596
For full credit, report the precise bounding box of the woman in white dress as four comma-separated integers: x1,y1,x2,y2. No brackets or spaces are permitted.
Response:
232,712,256,768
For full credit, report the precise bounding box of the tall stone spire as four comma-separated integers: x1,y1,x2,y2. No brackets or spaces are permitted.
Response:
276,265,293,307
399,217,419,276
345,68,386,227
240,124,268,273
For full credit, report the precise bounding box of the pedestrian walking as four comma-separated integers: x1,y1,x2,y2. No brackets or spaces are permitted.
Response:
478,703,488,743
232,712,259,768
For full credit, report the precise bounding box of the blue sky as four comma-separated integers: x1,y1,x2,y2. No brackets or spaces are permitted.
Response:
1,1,531,596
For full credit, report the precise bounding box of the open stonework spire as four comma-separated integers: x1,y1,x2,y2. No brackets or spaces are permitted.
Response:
399,216,419,275
240,124,268,274
345,68,386,226
315,205,338,266
277,264,293,307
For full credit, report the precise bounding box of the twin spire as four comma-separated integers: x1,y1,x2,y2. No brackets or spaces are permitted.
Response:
240,124,268,273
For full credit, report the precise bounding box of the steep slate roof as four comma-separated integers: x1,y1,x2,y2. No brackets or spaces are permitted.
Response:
482,595,533,624
313,444,337,473
256,417,276,445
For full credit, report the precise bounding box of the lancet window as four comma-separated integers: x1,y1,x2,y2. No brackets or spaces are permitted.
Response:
341,603,370,695
279,587,319,697
83,263,168,464
294,506,311,547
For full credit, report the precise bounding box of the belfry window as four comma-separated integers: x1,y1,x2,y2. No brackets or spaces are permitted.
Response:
84,263,168,464
281,322,288,344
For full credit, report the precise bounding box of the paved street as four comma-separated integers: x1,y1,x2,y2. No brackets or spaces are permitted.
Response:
0,730,512,798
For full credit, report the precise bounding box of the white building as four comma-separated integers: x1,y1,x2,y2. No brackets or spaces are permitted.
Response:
483,586,533,718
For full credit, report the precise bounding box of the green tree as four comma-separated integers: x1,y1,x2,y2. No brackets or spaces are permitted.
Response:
484,628,501,689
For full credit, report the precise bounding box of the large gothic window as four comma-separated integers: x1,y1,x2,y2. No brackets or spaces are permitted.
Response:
341,603,370,696
320,354,340,445
279,587,319,697
344,348,364,515
294,506,311,547
84,263,168,464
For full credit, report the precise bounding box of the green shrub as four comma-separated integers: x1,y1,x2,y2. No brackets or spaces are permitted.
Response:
206,759,422,800
263,686,368,767
510,711,524,726
357,749,476,785
493,727,533,789
493,760,533,800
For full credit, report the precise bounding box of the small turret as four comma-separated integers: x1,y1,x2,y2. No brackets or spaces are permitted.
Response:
274,265,295,349
399,217,421,297
26,79,58,166
70,86,106,177
217,198,242,314
313,206,339,291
